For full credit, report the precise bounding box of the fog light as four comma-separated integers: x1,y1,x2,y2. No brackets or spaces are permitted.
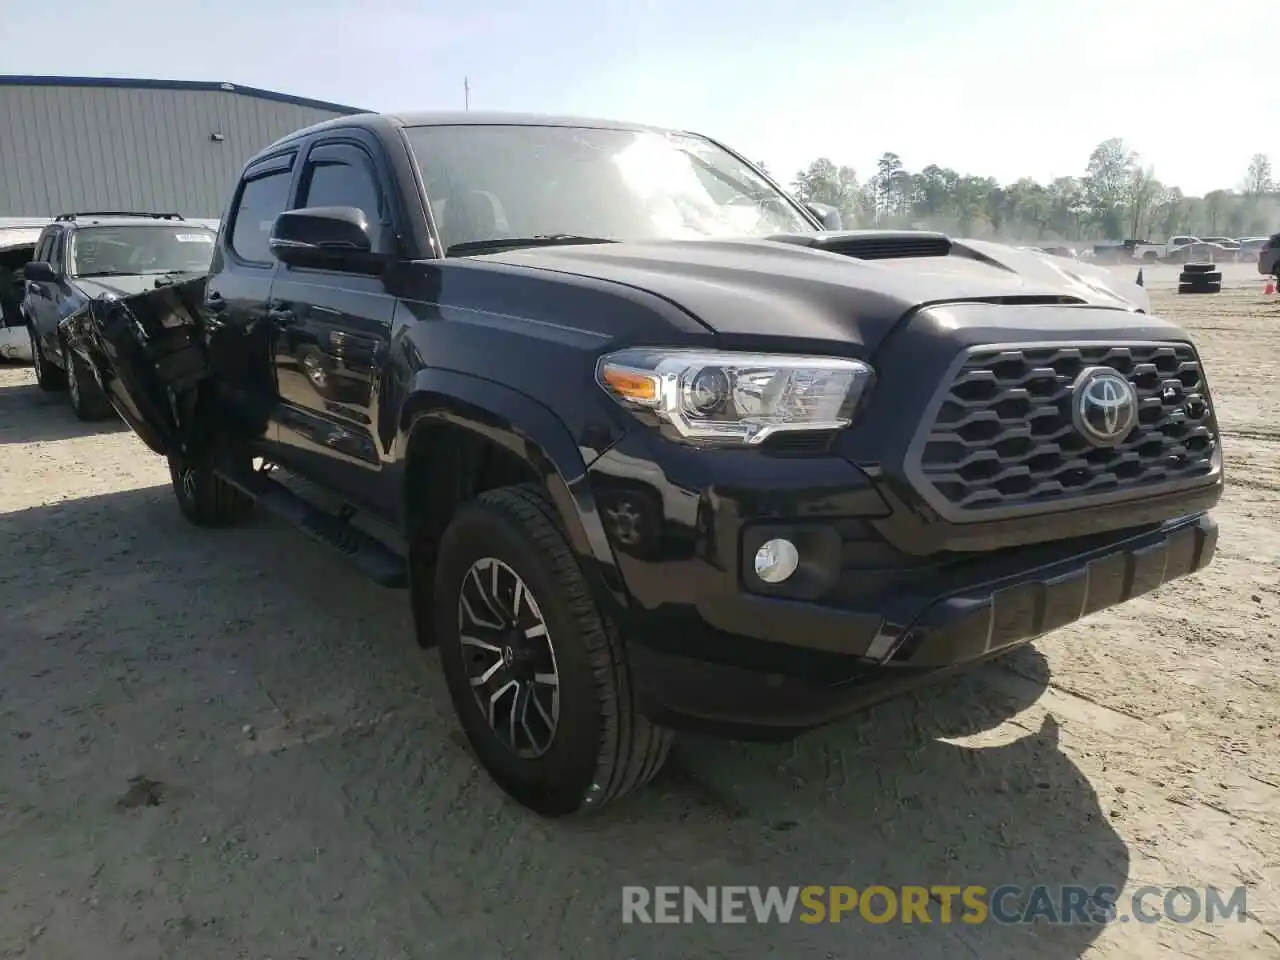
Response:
754,538,799,583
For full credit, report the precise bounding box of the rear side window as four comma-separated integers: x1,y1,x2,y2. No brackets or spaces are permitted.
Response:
230,168,293,264
47,230,66,272
34,229,54,264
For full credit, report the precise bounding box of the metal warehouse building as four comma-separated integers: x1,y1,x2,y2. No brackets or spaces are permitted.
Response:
0,76,364,219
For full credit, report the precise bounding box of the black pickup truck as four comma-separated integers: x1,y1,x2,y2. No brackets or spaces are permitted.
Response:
63,111,1223,817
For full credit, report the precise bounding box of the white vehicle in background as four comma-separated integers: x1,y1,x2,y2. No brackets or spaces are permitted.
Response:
1131,236,1202,261
1235,237,1269,262
1200,237,1241,257
1166,238,1236,263
0,223,45,362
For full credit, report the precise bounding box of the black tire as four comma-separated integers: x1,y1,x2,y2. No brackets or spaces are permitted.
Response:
29,325,66,391
1183,262,1216,274
433,483,672,816
1177,282,1221,294
63,340,115,421
167,452,254,527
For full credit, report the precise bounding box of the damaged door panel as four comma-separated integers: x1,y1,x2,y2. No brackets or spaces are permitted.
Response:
61,275,271,457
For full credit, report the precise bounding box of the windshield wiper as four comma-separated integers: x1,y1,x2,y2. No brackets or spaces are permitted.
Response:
154,270,203,287
446,235,616,256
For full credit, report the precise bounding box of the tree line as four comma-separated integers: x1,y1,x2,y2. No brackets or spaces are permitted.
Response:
771,140,1277,245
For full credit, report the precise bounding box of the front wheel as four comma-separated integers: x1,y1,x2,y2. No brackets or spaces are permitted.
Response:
433,484,672,816
167,453,254,527
29,325,66,392
63,340,114,421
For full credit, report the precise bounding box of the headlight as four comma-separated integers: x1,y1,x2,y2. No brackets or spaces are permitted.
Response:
596,348,874,445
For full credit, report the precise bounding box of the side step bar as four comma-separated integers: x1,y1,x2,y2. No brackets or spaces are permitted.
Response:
219,464,408,589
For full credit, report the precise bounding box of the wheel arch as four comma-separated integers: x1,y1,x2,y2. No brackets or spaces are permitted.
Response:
395,369,630,633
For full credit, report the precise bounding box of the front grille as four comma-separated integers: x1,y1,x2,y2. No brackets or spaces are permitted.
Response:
913,343,1217,513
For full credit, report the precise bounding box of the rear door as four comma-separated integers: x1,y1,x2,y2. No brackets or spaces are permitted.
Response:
266,134,399,515
205,150,300,448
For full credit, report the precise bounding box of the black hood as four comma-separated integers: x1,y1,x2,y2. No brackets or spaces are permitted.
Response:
74,273,199,299
480,233,1151,353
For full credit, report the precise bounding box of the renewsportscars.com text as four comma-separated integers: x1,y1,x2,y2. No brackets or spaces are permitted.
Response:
621,885,1248,926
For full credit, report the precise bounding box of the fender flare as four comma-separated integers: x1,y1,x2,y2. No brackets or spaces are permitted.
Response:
395,368,628,607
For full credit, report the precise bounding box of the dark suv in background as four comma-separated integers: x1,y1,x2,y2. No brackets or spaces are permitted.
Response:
1255,233,1280,277
22,211,215,419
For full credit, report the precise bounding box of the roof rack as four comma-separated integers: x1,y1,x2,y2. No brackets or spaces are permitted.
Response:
53,211,185,222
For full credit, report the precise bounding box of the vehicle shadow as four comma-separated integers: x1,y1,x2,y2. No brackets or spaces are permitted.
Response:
0,376,127,444
0,486,1127,960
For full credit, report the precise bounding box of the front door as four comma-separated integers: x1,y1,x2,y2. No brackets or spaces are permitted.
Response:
266,137,398,517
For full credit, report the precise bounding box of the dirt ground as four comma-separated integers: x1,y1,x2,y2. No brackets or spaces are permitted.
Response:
1,269,1277,959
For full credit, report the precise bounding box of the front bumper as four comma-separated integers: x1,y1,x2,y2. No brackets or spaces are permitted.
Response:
617,504,1216,738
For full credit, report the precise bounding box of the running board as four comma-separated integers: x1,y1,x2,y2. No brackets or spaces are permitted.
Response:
219,466,408,589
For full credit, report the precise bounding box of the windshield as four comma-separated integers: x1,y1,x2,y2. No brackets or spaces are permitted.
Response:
404,124,814,253
68,225,216,277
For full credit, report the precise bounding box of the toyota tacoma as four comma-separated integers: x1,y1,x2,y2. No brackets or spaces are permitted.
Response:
62,111,1223,817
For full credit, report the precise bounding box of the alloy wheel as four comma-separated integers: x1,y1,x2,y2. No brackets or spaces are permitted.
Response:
180,466,198,502
29,328,43,385
64,343,80,407
605,499,643,545
457,557,560,758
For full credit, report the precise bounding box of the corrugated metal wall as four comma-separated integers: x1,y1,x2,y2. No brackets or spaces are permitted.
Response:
0,85,351,218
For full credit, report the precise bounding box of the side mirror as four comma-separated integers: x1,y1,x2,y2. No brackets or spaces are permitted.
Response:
804,202,843,231
23,261,57,283
269,206,381,271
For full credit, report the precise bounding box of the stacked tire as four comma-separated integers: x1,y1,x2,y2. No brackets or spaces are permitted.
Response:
1178,262,1221,294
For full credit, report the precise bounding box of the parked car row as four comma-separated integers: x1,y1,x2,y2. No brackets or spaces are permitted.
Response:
1083,235,1274,266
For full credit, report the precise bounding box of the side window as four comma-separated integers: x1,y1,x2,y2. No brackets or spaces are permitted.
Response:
230,167,294,264
48,231,65,272
297,147,388,254
34,230,54,264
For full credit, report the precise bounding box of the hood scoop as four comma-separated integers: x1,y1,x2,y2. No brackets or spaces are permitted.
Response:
766,229,953,261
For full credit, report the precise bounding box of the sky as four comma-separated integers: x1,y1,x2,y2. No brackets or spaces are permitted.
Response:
0,0,1270,196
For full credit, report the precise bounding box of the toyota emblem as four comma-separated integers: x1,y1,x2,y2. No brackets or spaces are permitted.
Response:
1071,367,1139,447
